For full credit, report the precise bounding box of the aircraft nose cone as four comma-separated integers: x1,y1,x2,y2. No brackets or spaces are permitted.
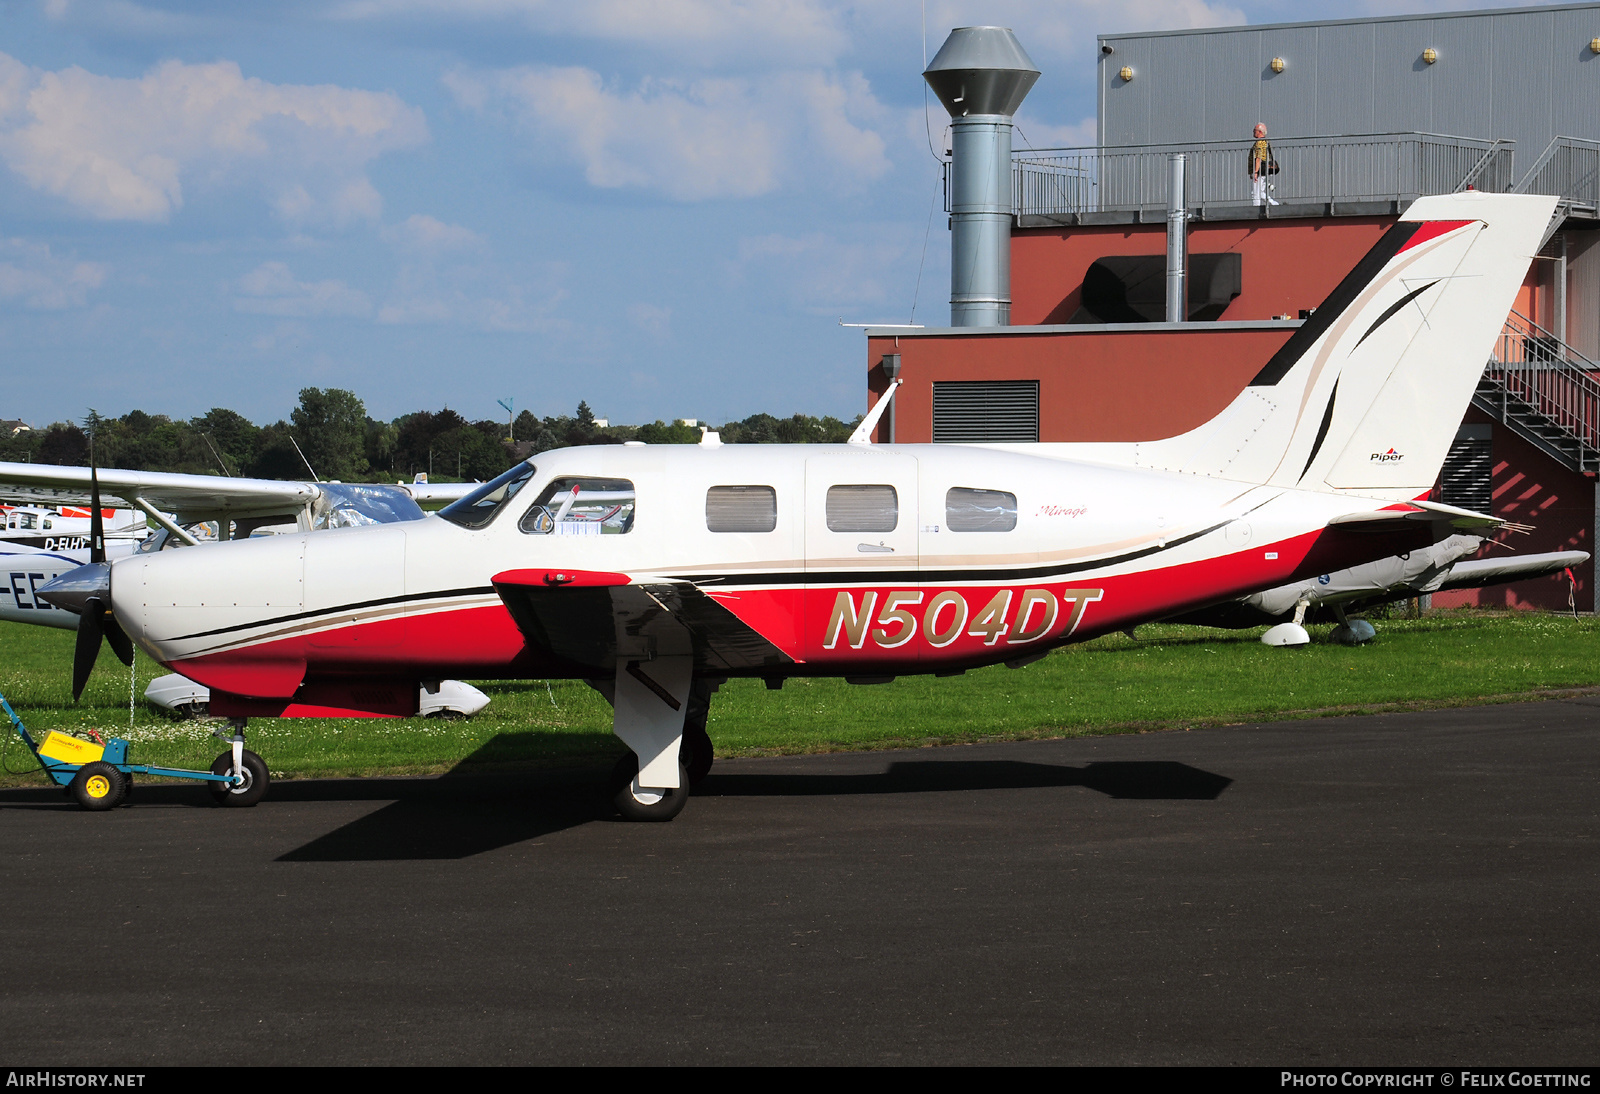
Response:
38,561,111,616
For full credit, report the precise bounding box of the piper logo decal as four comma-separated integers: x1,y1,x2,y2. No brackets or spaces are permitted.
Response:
822,587,1103,651
1370,448,1404,462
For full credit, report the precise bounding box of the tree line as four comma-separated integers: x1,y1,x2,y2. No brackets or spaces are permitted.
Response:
0,389,863,483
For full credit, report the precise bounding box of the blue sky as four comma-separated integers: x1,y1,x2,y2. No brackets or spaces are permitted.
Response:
0,0,1547,428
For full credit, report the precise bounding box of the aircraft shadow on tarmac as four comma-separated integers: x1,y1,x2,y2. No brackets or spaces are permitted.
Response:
0,735,1231,861
271,753,1232,862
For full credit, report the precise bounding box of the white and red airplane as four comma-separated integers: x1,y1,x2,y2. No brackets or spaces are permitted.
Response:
42,192,1556,819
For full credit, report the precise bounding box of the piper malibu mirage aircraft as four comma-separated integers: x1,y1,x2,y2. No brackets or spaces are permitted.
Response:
41,192,1556,820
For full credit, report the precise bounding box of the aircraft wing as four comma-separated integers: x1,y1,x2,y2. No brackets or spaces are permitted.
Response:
0,461,317,522
404,481,478,506
491,569,797,676
1435,550,1589,591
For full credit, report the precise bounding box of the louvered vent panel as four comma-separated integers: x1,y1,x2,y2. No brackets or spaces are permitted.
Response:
932,381,1040,443
1440,431,1493,513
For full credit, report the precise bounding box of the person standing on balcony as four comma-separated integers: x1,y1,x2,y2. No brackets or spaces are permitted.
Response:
1250,123,1280,206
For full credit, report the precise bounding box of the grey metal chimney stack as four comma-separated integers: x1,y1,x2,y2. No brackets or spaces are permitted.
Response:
924,27,1040,327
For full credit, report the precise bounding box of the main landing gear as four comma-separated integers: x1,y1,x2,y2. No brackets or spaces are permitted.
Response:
207,720,269,807
603,668,719,822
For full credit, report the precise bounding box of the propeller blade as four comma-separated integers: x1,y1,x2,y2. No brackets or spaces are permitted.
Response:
103,614,135,668
89,441,105,565
72,596,105,701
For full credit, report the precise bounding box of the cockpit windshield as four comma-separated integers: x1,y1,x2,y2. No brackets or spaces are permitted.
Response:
312,483,426,529
437,462,537,530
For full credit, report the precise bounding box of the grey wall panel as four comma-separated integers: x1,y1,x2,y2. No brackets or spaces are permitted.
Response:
1550,8,1600,144
1204,30,1261,142
1147,33,1206,144
1314,22,1375,135
1101,37,1152,146
1566,231,1600,361
1493,9,1556,162
1425,15,1495,143
1370,17,1433,136
1259,26,1318,139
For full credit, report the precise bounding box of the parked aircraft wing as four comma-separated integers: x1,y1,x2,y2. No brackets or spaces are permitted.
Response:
0,461,317,522
492,569,797,675
1435,550,1589,591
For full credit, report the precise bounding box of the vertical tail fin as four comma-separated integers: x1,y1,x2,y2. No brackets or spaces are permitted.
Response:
1080,192,1556,499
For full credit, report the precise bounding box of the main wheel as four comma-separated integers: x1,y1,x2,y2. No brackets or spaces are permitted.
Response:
70,762,125,811
610,752,690,822
682,679,716,786
209,749,269,807
681,725,714,786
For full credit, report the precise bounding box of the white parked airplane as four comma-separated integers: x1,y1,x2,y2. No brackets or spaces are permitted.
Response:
1170,536,1589,645
42,193,1556,820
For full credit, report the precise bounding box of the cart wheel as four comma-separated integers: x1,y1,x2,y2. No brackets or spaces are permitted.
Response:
71,762,125,812
209,750,269,808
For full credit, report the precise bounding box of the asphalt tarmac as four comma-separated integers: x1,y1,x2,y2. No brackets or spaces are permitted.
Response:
1,698,1596,1066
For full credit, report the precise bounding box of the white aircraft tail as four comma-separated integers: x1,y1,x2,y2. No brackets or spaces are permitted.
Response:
1053,192,1556,500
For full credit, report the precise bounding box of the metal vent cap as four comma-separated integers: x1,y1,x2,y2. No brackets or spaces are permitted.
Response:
924,26,1040,117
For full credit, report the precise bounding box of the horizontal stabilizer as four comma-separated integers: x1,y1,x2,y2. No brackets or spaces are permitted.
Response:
1328,499,1502,533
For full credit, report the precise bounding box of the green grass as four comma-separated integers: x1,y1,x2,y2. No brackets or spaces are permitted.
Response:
2,610,1597,786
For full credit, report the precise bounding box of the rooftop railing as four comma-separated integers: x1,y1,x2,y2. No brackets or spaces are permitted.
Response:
985,132,1514,223
1513,136,1600,217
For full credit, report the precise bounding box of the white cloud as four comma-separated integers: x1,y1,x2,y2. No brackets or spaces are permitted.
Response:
1014,114,1097,151
735,230,914,315
381,214,485,255
446,64,889,201
373,214,556,331
335,0,850,66
235,261,372,318
0,52,427,224
0,238,107,309
627,302,671,339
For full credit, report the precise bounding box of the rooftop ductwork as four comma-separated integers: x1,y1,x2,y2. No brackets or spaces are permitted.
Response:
925,27,1040,327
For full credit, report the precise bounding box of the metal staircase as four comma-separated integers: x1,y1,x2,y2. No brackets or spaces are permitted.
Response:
1473,310,1600,474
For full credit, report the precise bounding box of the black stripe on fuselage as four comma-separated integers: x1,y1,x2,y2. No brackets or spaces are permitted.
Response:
1248,221,1422,387
157,522,1235,645
680,521,1231,587
164,585,497,642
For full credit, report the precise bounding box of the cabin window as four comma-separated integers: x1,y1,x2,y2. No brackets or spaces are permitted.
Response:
706,486,777,533
521,477,636,535
439,462,536,530
826,485,897,533
42,519,52,529
946,488,1018,532
18,514,36,530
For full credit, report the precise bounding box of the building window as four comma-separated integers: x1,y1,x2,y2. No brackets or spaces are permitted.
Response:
946,488,1018,532
932,381,1040,443
706,486,777,532
1440,424,1492,513
826,485,898,533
